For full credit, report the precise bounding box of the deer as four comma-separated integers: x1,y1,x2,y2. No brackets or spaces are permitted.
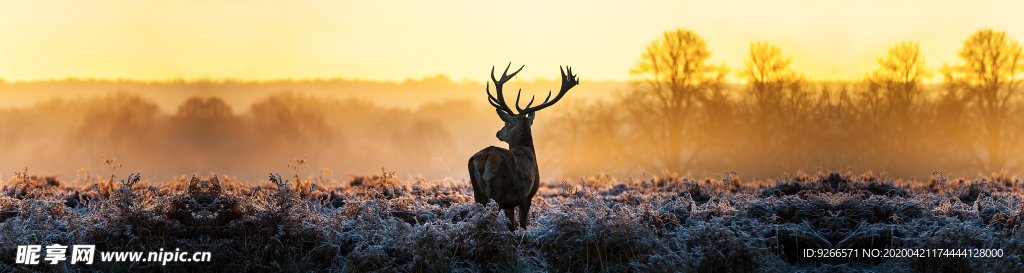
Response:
468,63,579,231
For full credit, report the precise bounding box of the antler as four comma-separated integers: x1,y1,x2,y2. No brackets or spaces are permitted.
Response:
486,63,524,115
516,66,579,114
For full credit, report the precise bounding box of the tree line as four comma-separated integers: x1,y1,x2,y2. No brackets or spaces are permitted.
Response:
537,28,1024,180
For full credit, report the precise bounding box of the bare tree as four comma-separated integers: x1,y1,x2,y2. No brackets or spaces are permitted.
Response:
868,42,930,119
622,28,728,171
742,41,802,112
854,42,931,173
941,29,1024,172
738,41,805,169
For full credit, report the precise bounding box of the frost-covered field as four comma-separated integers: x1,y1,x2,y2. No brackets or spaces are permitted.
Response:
2,170,1023,272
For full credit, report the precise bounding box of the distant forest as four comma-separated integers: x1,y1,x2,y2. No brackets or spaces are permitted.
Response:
1,28,1021,183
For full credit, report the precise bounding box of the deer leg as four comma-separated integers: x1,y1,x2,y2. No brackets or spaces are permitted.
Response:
469,160,487,204
504,208,516,231
518,201,531,230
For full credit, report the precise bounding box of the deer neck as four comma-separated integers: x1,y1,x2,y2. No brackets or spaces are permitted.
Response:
507,125,536,154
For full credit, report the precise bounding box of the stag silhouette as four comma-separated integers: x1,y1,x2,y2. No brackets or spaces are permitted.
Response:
468,63,579,231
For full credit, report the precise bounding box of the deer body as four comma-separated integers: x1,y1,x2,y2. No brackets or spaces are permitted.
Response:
469,64,578,231
469,128,540,231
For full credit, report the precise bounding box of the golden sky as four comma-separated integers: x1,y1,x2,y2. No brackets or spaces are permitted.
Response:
0,0,1020,82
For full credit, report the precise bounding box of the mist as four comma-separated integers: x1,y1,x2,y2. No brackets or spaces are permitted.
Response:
2,79,1020,186
0,78,626,184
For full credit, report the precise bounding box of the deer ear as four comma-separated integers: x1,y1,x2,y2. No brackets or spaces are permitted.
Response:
527,111,535,125
496,109,513,122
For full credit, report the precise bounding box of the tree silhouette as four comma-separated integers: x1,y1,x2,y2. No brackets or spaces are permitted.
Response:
169,97,242,152
250,93,334,165
75,93,159,163
622,28,729,171
739,41,805,169
176,97,234,120
858,41,930,173
868,41,929,118
942,29,1024,172
742,41,802,110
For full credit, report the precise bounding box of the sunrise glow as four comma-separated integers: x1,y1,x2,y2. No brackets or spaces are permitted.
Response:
0,0,1019,83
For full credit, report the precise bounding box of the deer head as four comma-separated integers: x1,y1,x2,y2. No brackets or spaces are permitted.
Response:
486,63,579,148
